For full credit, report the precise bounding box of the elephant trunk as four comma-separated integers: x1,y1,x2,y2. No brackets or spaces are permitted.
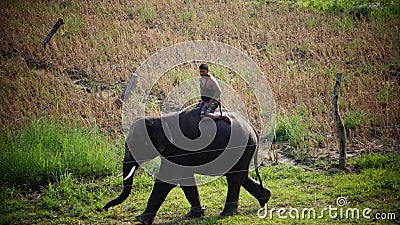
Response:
103,143,138,211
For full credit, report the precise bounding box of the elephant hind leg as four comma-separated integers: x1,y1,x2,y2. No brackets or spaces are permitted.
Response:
242,176,271,207
221,171,247,217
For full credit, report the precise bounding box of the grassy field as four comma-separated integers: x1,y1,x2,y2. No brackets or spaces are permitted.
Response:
1,0,400,224
1,134,399,224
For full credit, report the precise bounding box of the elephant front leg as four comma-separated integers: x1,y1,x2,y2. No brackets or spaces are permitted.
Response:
178,170,207,218
137,179,176,225
181,185,207,218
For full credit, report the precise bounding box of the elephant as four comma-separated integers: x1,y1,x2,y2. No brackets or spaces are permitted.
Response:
103,107,271,224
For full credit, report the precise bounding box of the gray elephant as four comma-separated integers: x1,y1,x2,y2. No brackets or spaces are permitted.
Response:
103,107,271,224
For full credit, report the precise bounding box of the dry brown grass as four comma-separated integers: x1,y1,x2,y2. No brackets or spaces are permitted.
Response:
1,1,399,149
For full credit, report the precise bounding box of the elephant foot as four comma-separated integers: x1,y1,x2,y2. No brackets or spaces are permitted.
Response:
258,187,271,208
220,203,238,217
136,212,156,225
186,205,207,218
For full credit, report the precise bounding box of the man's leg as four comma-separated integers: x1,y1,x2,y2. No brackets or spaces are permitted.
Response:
200,101,210,117
207,100,219,114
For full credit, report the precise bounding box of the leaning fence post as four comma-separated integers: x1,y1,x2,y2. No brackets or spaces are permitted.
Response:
113,74,138,108
332,73,346,169
42,18,64,49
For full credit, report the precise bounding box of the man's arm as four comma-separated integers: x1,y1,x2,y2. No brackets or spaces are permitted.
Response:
210,76,222,100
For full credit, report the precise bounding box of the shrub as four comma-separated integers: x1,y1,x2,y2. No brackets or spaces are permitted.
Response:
0,119,121,182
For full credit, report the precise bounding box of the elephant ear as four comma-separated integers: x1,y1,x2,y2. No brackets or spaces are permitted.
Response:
146,119,171,153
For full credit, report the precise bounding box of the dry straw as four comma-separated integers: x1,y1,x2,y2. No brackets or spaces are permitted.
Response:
0,0,399,148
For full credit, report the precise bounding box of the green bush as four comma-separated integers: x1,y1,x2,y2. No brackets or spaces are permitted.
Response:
0,119,121,182
275,109,321,161
343,109,364,130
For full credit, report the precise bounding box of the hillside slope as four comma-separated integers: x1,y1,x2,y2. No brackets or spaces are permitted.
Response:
1,0,399,150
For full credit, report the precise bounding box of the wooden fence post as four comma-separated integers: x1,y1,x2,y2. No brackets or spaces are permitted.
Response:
42,18,64,49
332,73,346,169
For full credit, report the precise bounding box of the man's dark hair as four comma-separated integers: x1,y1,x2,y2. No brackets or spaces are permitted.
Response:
199,64,208,70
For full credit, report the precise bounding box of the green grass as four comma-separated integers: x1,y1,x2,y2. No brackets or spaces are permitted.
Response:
0,118,121,184
350,153,399,170
274,108,323,161
182,10,193,23
1,153,399,224
140,5,156,25
344,109,365,130
284,0,400,18
378,84,397,105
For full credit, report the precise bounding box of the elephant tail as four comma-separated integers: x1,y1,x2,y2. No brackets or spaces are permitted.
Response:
103,143,138,211
252,127,264,188
254,139,263,188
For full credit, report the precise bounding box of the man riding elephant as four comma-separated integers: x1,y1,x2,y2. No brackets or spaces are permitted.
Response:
197,63,230,123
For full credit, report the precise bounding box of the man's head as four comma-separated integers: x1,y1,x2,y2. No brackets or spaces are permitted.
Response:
199,64,209,76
